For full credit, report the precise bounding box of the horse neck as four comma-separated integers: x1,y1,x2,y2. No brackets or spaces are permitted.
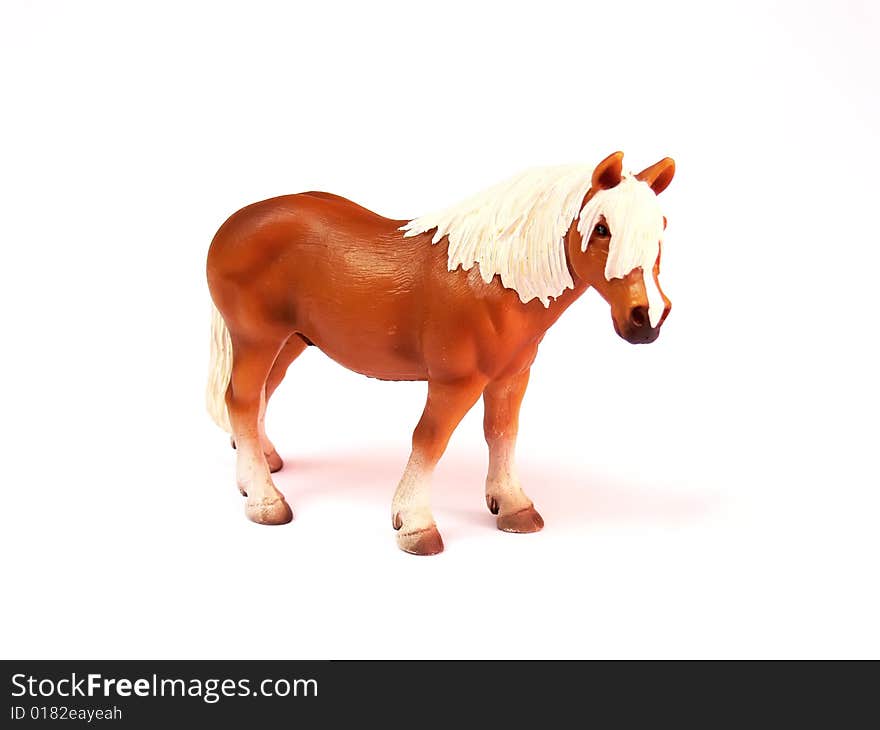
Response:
525,221,592,333
488,267,588,346
533,275,589,332
471,223,590,342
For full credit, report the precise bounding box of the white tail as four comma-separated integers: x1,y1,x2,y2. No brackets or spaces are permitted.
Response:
206,303,233,432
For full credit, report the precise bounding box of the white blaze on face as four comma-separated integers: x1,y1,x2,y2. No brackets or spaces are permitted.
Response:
577,174,666,327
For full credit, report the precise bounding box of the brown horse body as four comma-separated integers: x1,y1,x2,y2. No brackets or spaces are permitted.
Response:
210,192,581,381
206,152,675,554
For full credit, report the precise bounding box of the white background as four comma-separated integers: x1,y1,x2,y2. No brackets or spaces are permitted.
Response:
1,0,878,659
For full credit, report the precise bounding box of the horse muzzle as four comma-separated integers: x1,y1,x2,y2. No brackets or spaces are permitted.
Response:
614,305,663,344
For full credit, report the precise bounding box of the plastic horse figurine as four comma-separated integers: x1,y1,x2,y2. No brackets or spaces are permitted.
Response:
206,151,675,555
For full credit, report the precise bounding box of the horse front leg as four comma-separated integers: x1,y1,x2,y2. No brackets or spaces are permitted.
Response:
483,369,544,533
392,377,487,555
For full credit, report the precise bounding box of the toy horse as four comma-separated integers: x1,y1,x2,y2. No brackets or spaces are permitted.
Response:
206,151,675,555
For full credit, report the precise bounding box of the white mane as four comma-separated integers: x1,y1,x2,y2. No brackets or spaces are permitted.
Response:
400,165,666,324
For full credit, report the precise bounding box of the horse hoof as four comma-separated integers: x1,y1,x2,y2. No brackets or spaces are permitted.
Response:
486,495,500,515
497,505,544,533
245,496,293,525
266,450,284,473
396,525,444,556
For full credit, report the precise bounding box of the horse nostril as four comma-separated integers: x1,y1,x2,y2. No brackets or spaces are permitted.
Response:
630,306,648,329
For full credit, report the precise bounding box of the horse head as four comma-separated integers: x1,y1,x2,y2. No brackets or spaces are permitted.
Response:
567,151,675,344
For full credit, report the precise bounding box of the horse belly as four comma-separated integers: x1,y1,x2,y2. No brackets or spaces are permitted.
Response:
290,265,428,381
304,317,427,381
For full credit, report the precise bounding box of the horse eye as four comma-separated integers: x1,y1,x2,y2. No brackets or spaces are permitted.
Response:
595,223,609,237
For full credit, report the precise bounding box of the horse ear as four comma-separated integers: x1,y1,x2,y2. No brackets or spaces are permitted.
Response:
592,151,624,190
636,157,675,195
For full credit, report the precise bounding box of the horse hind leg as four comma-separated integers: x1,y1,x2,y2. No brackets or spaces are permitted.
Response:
259,336,308,472
230,335,308,474
226,335,293,525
